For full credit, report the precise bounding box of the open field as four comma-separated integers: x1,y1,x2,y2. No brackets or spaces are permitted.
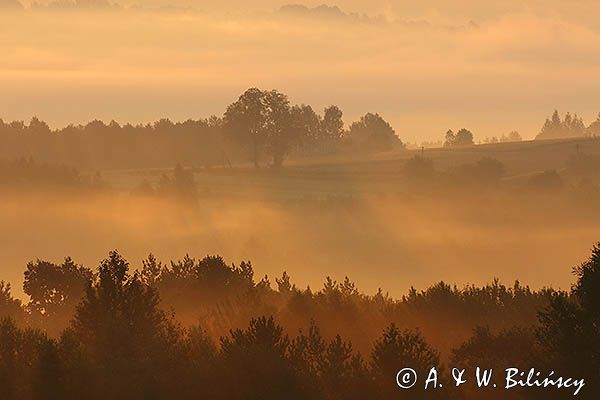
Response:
101,136,600,196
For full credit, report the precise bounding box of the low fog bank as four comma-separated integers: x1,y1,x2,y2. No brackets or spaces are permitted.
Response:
2,187,598,300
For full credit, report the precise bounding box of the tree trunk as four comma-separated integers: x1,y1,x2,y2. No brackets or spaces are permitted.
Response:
253,136,259,168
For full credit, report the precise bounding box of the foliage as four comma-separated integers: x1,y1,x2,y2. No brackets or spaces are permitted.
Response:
0,245,598,399
347,113,403,152
24,258,92,336
536,243,600,398
444,128,474,147
537,110,587,140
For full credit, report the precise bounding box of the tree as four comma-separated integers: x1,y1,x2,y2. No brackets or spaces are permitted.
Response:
23,258,92,336
444,129,455,147
537,243,600,397
263,90,292,167
223,88,292,168
220,316,305,399
453,326,537,369
347,113,402,152
156,163,197,203
289,104,321,155
28,117,51,136
182,325,220,398
320,105,344,151
444,128,474,147
537,110,587,140
503,131,522,142
587,113,600,137
320,335,363,399
71,251,183,399
224,88,267,168
452,326,538,398
0,318,62,400
0,282,24,325
455,128,474,146
371,324,440,399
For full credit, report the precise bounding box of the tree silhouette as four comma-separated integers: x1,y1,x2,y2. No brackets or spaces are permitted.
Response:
321,105,344,152
224,88,292,167
444,128,474,147
0,282,24,325
0,318,61,400
537,110,587,140
290,104,321,155
347,113,403,152
537,243,600,398
156,163,197,203
71,250,183,399
587,113,600,137
371,324,440,399
220,316,304,399
0,247,594,400
23,258,92,336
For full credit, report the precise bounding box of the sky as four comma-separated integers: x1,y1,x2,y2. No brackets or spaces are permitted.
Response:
2,1,600,142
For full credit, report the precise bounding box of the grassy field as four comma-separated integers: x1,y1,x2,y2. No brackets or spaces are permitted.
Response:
101,136,600,198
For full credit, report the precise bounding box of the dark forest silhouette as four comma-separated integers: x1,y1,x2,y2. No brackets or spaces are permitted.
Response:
0,88,404,171
1,244,599,399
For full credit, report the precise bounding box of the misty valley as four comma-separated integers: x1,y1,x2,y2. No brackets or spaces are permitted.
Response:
0,99,599,398
3,2,600,398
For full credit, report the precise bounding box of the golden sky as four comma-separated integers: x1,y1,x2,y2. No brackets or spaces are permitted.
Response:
2,0,600,142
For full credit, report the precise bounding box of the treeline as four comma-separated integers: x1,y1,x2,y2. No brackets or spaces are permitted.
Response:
0,158,194,199
0,88,403,171
0,157,109,195
443,128,523,147
4,253,551,353
536,110,600,140
1,244,599,399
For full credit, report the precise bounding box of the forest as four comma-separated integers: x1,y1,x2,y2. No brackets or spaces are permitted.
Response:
0,244,598,399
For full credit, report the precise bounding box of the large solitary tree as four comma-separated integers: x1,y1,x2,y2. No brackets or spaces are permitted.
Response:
223,88,292,167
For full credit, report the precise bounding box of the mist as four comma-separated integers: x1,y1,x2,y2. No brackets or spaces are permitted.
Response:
3,1,600,398
2,181,597,301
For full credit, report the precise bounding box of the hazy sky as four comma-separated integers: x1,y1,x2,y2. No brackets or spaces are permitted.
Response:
2,1,600,142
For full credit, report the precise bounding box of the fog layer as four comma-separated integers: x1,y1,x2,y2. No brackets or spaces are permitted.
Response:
2,188,598,299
